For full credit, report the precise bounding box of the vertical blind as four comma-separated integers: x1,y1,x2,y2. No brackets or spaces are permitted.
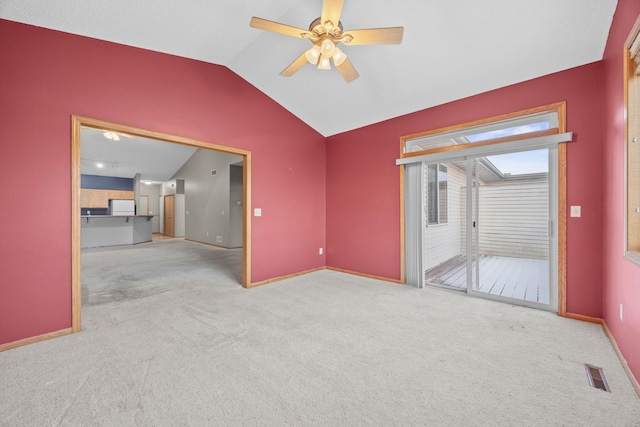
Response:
404,163,425,288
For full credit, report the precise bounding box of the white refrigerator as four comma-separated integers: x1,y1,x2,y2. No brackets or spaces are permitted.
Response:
109,199,135,216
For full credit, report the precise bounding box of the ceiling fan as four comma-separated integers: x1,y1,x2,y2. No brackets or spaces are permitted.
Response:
250,0,404,83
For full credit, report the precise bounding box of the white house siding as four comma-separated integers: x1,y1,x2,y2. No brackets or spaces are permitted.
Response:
424,163,466,270
476,179,549,260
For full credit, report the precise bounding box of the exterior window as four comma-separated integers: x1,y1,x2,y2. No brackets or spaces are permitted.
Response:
426,164,448,225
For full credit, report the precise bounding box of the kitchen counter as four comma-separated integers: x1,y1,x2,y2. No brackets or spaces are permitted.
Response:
81,215,155,249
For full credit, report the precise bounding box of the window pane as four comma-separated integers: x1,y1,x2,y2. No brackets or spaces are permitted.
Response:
404,111,557,153
439,165,448,223
466,121,550,143
427,164,437,224
485,149,548,176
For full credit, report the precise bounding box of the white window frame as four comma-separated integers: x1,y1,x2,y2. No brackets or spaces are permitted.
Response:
426,163,448,226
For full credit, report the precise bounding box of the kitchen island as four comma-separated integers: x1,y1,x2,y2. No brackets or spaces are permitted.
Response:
81,215,154,249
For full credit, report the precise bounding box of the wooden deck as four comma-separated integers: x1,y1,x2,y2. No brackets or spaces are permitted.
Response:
425,254,549,304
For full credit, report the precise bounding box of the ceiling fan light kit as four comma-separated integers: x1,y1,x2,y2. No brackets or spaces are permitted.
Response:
103,131,120,141
250,0,403,83
100,129,137,141
332,47,347,66
305,44,321,64
318,54,332,70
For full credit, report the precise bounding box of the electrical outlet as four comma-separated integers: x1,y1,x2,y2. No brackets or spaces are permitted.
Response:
216,236,223,243
206,232,209,236
319,248,323,255
620,304,624,321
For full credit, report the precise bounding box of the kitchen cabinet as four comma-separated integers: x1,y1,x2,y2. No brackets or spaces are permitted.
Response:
80,189,106,208
81,189,135,208
108,190,134,200
108,190,124,200
90,190,108,208
80,189,91,207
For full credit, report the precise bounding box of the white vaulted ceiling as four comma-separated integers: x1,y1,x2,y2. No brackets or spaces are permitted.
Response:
0,0,617,137
80,127,198,181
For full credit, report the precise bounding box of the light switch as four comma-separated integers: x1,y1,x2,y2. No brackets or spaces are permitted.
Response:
570,206,581,217
254,208,262,217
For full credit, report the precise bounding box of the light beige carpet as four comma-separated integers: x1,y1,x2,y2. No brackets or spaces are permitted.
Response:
1,240,639,426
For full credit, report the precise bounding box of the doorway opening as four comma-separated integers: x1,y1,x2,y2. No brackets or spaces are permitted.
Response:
71,116,252,332
399,102,569,312
163,194,175,237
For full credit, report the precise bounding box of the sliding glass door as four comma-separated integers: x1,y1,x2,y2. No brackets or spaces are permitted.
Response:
423,161,467,290
422,147,557,311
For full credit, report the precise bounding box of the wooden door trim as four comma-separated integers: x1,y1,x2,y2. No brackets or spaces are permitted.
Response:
163,194,175,237
71,115,253,334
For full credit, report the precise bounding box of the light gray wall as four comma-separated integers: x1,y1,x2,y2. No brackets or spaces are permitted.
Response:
175,194,185,237
139,183,161,233
133,173,141,208
172,149,242,247
162,180,177,195
160,179,185,237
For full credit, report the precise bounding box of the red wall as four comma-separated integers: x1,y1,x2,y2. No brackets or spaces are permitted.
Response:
602,0,640,382
0,20,326,345
327,63,605,317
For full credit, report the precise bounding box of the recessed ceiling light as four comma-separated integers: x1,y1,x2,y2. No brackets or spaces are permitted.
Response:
96,162,104,168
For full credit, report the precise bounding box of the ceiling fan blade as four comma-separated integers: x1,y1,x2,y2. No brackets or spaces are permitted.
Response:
336,58,359,83
342,27,404,45
280,52,309,77
250,17,311,39
321,0,344,29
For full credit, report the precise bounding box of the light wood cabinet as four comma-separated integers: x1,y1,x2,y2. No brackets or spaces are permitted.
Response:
108,190,134,200
81,189,105,208
90,190,108,208
80,189,91,207
108,190,124,200
81,189,135,208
